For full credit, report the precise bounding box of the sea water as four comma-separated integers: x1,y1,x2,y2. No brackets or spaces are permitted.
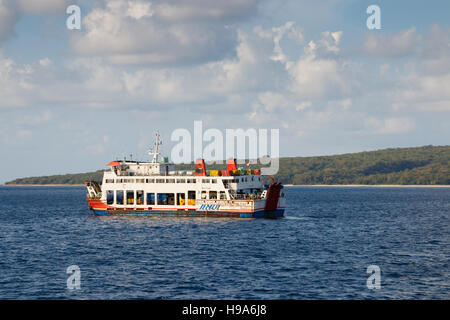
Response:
0,186,448,299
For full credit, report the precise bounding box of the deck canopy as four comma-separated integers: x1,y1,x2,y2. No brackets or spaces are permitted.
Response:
107,161,121,166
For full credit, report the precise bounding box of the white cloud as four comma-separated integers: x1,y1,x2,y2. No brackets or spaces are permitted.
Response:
39,58,52,67
70,0,259,65
391,72,450,112
263,21,304,63
296,101,312,111
17,110,52,126
386,26,450,112
0,53,34,107
366,117,415,134
257,91,292,111
126,0,153,20
364,27,419,58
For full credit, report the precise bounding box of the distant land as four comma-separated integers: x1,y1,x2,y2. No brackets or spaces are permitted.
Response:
4,145,450,186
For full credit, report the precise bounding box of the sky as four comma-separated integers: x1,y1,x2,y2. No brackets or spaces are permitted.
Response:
0,0,449,183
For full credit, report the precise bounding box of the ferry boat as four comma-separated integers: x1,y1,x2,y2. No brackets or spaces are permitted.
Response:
84,132,285,218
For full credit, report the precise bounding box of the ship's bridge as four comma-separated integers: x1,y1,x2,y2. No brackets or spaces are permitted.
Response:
107,160,175,176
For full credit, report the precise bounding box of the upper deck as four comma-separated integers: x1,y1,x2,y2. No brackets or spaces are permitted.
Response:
102,158,265,197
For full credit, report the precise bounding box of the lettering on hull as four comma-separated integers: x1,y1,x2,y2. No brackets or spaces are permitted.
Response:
198,204,221,211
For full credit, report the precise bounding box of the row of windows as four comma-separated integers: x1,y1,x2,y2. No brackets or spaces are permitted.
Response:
105,176,261,184
106,190,226,205
106,178,204,184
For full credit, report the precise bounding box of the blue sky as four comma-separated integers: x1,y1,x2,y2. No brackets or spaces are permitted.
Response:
0,0,449,183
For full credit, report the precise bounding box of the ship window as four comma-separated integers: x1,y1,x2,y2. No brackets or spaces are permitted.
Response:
126,190,134,204
187,178,196,183
203,179,210,183
116,190,124,205
211,179,217,183
116,179,123,183
146,179,155,183
146,193,155,205
106,179,114,184
177,193,186,205
157,193,174,205
188,191,196,205
106,190,114,204
156,179,165,183
220,191,226,200
136,179,145,183
136,190,144,205
176,179,186,183
166,179,175,183
209,191,217,199
201,191,207,199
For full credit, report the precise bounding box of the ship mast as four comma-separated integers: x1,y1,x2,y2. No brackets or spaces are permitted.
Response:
148,131,162,163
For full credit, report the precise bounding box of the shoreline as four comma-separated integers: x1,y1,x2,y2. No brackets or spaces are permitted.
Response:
284,184,450,188
3,184,84,187
3,184,450,188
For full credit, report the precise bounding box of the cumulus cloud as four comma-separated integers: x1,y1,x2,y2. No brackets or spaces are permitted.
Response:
284,30,355,100
39,58,52,67
385,25,450,112
253,21,304,63
365,117,415,135
70,0,259,65
364,27,419,58
0,53,34,107
295,101,312,111
391,72,450,112
1,10,447,148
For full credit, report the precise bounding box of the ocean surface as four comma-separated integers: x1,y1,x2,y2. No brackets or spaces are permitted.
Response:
0,186,448,300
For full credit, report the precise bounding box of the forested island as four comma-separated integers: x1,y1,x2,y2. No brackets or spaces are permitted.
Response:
5,145,449,186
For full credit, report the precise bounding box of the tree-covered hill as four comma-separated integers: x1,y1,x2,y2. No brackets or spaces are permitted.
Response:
5,145,449,185
5,170,105,186
276,145,449,185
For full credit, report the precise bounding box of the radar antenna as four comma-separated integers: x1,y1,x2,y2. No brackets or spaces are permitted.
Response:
148,131,162,163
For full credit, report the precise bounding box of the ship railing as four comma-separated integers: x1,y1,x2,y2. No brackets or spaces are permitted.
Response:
87,194,102,200
115,171,195,177
229,193,264,201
